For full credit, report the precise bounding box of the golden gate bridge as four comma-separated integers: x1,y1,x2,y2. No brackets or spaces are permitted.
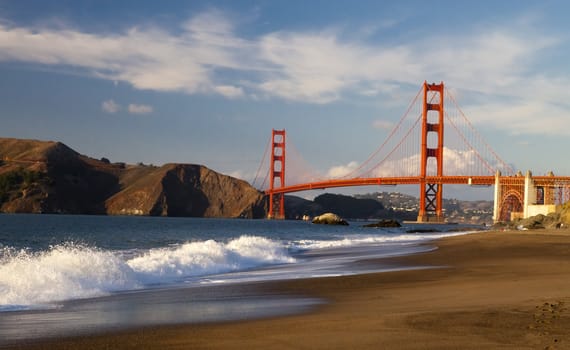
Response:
253,82,570,223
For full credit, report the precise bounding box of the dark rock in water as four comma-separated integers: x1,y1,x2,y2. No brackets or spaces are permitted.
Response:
312,212,349,225
406,229,438,233
363,219,401,228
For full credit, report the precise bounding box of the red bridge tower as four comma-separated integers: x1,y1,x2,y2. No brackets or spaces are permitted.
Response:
268,129,286,219
418,81,445,222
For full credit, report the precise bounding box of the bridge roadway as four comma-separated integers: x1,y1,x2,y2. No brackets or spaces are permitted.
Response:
265,175,570,195
265,176,496,194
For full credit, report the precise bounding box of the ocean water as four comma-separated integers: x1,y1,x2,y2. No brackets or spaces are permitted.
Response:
0,214,481,343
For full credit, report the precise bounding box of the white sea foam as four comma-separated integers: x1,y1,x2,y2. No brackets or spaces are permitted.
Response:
0,236,295,310
127,235,295,284
0,243,139,309
0,231,475,310
294,231,473,250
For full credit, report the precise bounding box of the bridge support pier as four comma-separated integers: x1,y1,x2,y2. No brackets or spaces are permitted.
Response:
493,170,501,222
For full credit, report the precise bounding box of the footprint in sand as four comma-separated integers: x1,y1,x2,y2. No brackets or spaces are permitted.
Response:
531,301,567,349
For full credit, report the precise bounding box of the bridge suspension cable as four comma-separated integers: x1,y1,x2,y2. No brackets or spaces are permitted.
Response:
338,85,424,179
252,134,272,189
261,80,570,223
285,139,324,184
355,88,441,178
361,112,422,177
445,89,515,175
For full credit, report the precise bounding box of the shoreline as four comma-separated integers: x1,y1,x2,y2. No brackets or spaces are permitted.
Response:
6,229,570,349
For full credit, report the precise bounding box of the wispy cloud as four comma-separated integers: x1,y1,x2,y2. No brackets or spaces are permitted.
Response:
0,10,568,135
102,99,153,115
101,99,120,113
128,104,153,114
327,161,359,178
372,120,394,130
463,100,570,136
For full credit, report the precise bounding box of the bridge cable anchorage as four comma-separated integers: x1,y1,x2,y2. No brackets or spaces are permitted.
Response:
446,89,515,175
339,85,424,179
252,133,272,188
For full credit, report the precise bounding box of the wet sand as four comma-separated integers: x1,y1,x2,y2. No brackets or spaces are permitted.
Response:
8,230,570,349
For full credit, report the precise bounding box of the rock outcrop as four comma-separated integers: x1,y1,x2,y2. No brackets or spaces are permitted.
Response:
0,137,266,218
363,219,401,228
494,203,570,230
559,201,570,225
312,212,349,225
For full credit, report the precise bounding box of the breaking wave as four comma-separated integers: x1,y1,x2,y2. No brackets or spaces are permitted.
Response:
0,236,295,310
0,230,475,311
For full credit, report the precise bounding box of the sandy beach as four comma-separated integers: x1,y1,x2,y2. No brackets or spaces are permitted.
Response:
7,229,570,350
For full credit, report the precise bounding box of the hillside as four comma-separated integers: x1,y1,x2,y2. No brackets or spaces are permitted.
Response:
355,191,494,224
285,193,417,221
0,138,266,218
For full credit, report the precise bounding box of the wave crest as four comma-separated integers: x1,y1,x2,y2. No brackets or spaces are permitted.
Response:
0,243,138,308
0,236,295,309
127,235,295,283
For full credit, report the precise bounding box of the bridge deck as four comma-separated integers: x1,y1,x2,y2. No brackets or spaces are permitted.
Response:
265,176,570,195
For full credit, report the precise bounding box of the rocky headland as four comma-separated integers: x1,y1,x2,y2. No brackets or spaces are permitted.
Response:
0,138,266,218
493,201,570,231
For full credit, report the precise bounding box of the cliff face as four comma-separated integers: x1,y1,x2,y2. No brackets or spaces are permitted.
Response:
0,138,266,218
106,164,265,218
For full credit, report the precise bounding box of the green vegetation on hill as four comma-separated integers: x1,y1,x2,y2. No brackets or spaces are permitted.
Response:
0,168,44,203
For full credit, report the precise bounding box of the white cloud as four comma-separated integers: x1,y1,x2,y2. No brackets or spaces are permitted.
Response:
0,11,568,135
463,100,570,136
0,11,254,98
227,170,245,180
368,147,508,178
102,99,154,115
372,120,394,130
214,85,244,98
101,99,120,113
327,161,359,178
128,104,153,114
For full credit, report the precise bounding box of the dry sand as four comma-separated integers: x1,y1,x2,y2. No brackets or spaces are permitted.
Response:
7,230,570,350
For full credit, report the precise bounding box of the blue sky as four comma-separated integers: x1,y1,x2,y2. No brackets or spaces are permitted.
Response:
0,0,569,200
